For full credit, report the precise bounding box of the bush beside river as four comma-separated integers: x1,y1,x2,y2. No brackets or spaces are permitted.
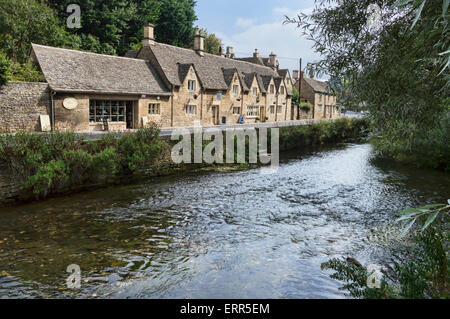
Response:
0,118,370,205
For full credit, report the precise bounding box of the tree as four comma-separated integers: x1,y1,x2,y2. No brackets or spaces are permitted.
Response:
0,51,11,86
155,0,197,48
285,0,450,169
48,0,161,56
200,29,223,55
0,0,78,64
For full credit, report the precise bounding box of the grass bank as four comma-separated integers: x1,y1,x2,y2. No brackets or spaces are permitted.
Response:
0,118,371,205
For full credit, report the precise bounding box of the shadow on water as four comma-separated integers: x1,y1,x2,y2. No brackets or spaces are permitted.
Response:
0,143,448,299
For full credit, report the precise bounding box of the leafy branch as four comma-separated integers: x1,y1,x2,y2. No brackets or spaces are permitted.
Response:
396,200,450,238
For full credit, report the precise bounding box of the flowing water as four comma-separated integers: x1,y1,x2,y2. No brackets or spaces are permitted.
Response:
0,144,448,299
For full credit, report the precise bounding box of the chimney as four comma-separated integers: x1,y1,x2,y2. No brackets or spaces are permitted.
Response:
253,49,259,58
226,46,234,59
301,71,305,79
143,23,155,47
269,52,278,70
219,46,225,57
309,67,314,79
293,70,299,81
194,27,205,56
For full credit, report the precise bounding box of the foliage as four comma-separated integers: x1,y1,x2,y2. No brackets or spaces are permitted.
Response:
48,0,161,56
10,61,45,82
0,126,169,197
200,29,223,55
279,118,372,151
155,0,197,48
292,87,300,105
396,200,450,238
284,0,450,170
323,201,449,299
0,0,79,64
0,50,11,85
299,101,313,111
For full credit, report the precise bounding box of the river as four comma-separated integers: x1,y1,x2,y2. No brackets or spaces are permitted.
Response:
0,143,448,299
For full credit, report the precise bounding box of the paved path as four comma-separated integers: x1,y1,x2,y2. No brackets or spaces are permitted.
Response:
1,118,351,140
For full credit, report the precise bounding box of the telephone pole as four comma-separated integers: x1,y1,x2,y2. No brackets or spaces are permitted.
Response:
298,58,302,120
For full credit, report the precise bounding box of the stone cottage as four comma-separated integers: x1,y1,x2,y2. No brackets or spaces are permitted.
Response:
1,24,298,133
293,71,340,120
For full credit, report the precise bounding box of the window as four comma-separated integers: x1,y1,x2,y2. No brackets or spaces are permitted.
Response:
188,80,196,91
277,105,282,113
89,100,125,123
318,104,323,111
233,85,239,95
148,103,160,115
270,105,275,114
280,86,285,94
319,94,323,102
232,107,241,115
270,85,275,94
185,105,197,115
247,106,259,117
253,87,258,96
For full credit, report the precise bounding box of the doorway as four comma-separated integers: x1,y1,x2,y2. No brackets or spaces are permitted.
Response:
126,101,134,129
212,106,219,125
260,106,266,122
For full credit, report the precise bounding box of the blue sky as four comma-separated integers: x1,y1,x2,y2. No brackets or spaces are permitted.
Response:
196,0,322,78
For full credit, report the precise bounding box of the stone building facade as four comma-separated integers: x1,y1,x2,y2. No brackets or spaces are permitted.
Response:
293,71,339,120
1,24,303,133
0,82,50,133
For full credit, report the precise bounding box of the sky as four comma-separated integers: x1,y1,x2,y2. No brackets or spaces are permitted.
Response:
196,0,323,79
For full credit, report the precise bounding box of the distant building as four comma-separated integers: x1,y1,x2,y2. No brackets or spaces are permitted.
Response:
293,71,339,120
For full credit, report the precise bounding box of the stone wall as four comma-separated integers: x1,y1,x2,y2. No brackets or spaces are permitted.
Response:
0,82,50,133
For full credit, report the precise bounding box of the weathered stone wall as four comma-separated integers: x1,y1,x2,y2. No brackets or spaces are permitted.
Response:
0,82,50,133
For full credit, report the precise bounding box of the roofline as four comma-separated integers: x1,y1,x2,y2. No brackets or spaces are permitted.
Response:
149,41,279,78
49,87,173,97
31,43,148,62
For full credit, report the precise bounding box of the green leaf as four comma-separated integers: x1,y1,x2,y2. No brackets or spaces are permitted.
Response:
443,0,450,18
419,204,445,210
397,208,422,215
411,0,427,30
395,0,414,7
396,215,416,222
399,218,416,239
421,212,439,231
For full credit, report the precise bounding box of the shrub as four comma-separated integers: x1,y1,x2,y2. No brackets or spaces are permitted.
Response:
0,51,12,86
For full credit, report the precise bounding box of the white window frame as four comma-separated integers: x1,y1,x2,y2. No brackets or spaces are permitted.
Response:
233,85,239,95
270,85,275,94
252,87,258,97
185,104,197,115
276,105,282,114
280,86,285,94
188,80,196,91
247,106,259,118
270,105,275,114
148,103,160,115
232,106,241,115
89,100,126,123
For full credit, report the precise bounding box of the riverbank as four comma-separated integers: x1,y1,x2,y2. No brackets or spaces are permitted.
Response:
0,118,371,207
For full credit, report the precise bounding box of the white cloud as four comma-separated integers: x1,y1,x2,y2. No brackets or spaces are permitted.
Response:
236,17,256,28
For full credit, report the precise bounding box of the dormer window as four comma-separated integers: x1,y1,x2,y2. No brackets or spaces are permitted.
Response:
270,85,274,94
280,86,285,94
253,87,257,96
188,80,196,91
233,85,239,95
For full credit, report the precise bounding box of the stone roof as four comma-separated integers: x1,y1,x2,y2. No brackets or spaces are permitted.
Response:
31,44,171,96
178,63,193,84
303,77,333,94
140,42,281,91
